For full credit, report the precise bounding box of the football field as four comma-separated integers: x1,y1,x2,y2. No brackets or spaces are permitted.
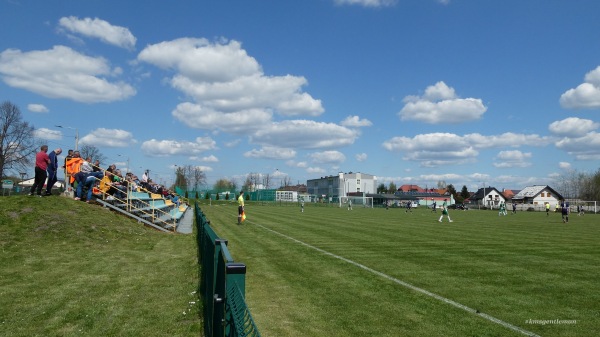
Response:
198,202,599,337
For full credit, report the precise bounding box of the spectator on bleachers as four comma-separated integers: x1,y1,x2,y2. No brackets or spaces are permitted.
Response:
80,156,93,174
92,159,102,172
65,151,83,186
125,172,138,191
172,194,180,207
75,170,103,201
99,167,125,200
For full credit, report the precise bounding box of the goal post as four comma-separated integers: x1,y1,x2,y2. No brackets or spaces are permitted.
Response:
574,200,597,214
339,196,373,208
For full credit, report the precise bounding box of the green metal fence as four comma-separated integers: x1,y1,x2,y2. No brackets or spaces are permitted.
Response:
196,203,261,337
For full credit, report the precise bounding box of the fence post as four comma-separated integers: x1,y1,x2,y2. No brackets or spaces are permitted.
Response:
212,239,230,337
225,263,247,337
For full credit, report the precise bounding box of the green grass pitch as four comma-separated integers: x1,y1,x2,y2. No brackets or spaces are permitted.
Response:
199,201,599,337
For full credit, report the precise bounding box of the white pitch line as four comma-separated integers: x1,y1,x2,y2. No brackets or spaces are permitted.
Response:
250,220,542,337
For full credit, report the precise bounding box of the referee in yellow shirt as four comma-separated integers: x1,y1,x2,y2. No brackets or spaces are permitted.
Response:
237,191,245,224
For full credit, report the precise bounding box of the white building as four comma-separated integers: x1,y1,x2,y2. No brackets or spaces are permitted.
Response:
471,186,506,208
512,185,564,208
307,172,377,199
276,190,298,202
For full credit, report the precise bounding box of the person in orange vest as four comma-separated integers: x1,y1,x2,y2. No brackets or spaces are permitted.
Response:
65,151,83,185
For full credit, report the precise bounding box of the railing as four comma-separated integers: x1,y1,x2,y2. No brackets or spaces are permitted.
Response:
196,203,261,337
83,174,185,231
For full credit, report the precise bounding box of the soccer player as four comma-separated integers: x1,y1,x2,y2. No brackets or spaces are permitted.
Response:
499,202,507,216
237,191,245,225
561,201,569,223
438,199,453,223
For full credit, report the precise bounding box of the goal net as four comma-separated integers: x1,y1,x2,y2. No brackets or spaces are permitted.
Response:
339,196,373,208
571,200,597,214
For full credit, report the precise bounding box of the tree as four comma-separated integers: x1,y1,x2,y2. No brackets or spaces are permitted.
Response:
555,168,600,201
243,172,261,191
388,182,397,194
79,144,106,165
0,101,37,178
191,165,206,192
174,166,187,191
281,176,292,188
447,184,457,200
460,185,470,200
377,183,386,194
214,178,236,192
437,180,447,189
262,173,272,189
581,169,600,201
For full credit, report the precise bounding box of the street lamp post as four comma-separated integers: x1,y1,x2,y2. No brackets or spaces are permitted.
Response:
118,154,130,173
55,125,79,150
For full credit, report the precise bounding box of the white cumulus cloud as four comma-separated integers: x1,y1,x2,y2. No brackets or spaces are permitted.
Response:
309,150,346,164
493,150,532,168
559,162,571,169
80,128,136,148
555,132,600,160
334,0,397,7
27,104,48,113
138,38,323,117
251,120,358,149
0,46,136,103
34,128,61,140
244,146,297,160
58,16,136,50
355,153,368,162
341,115,372,127
382,132,549,167
560,66,600,109
141,137,217,157
548,117,599,137
399,81,487,124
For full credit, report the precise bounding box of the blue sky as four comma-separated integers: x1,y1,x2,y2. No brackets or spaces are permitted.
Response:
1,0,600,190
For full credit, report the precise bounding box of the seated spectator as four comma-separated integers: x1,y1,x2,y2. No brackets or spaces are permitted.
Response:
80,156,93,174
92,159,102,172
171,194,180,207
75,171,103,201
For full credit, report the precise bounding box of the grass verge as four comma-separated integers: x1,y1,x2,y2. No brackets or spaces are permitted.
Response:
0,195,200,337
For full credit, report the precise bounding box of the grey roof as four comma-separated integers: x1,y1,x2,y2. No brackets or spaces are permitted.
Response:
513,185,563,200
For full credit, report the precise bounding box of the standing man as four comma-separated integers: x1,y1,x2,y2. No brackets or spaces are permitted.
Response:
438,198,453,223
545,202,550,216
347,199,352,210
301,200,304,213
512,202,517,215
561,200,570,223
432,200,437,212
29,145,50,197
498,202,506,216
237,191,245,225
44,148,62,196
